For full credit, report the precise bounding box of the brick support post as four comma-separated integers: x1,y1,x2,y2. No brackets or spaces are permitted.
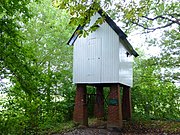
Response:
94,86,104,119
107,84,123,129
122,86,132,120
73,84,88,126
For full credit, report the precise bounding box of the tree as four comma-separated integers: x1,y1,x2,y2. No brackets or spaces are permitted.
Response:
0,0,38,73
132,53,180,120
52,0,179,32
115,0,180,32
0,0,74,134
22,0,75,124
149,29,180,84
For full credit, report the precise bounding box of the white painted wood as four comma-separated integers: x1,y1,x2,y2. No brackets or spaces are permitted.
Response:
86,37,102,82
73,12,133,87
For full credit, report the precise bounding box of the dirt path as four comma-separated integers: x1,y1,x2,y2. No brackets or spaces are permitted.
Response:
61,128,119,135
58,127,179,135
54,121,180,135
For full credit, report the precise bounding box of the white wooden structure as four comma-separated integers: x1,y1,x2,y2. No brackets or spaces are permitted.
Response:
68,10,138,87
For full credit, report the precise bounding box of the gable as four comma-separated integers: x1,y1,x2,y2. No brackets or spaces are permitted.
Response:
67,9,139,57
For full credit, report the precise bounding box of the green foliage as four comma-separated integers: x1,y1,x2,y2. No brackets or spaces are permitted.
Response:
52,0,105,36
0,0,75,134
129,1,180,120
150,29,180,82
132,54,180,120
114,0,180,32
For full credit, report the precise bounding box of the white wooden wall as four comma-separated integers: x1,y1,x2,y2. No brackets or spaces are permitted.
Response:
73,13,133,87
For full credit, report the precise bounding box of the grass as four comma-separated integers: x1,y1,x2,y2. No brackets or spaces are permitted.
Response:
38,121,76,135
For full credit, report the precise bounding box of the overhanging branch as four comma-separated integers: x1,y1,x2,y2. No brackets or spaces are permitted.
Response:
142,15,180,25
131,21,174,32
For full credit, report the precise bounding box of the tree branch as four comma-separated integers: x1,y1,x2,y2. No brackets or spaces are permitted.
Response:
142,15,180,25
130,13,180,33
131,21,174,33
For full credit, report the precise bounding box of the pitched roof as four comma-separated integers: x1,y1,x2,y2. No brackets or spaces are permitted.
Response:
67,9,139,57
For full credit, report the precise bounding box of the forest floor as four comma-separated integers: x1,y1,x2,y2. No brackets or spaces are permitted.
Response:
53,120,180,135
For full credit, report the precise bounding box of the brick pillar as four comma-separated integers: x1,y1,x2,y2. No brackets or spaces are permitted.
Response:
73,84,88,126
122,85,132,120
94,86,104,119
107,84,123,129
